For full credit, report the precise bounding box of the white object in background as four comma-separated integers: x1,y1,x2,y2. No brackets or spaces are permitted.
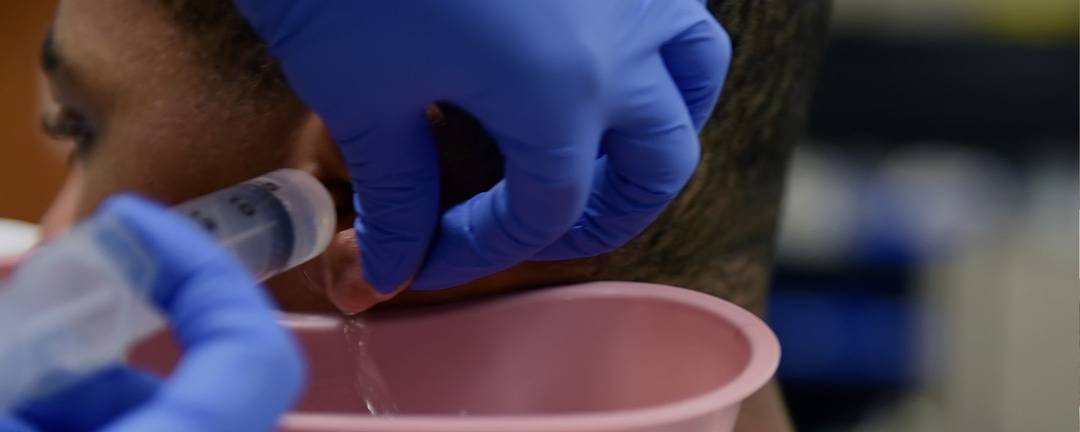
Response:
776,145,861,267
0,219,37,257
921,161,1078,432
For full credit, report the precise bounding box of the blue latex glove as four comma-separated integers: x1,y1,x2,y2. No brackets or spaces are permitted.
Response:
2,196,304,432
234,0,731,292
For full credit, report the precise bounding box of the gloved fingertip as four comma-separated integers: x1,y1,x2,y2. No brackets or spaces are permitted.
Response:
362,258,410,295
350,216,424,295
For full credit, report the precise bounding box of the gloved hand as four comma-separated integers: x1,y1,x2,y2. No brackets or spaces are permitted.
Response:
234,0,731,292
2,196,304,432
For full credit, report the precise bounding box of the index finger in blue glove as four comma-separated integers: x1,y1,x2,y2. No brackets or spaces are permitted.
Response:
89,196,305,432
233,0,441,295
532,69,700,260
410,121,599,289
336,116,440,295
661,13,731,131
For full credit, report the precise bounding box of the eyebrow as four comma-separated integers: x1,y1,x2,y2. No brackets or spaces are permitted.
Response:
40,27,61,73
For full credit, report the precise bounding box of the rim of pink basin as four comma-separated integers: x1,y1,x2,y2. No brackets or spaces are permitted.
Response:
280,282,781,432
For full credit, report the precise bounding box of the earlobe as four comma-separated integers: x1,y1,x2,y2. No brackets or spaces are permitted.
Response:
318,228,404,314
266,228,399,314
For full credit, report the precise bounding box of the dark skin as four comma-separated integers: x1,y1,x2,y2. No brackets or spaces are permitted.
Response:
31,0,831,429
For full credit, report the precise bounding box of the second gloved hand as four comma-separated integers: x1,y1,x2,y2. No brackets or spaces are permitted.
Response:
5,196,304,432
234,0,732,292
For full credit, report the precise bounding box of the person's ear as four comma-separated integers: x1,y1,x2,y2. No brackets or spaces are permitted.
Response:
288,113,350,187
424,103,504,211
266,105,509,314
285,112,355,234
268,112,394,314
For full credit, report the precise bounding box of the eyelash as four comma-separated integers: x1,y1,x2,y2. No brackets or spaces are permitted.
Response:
42,107,95,156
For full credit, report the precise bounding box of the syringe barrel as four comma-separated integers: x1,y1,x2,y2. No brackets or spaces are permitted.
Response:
0,214,164,411
173,169,336,281
0,169,335,411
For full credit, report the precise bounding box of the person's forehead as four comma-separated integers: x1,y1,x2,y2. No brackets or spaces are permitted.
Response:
51,1,127,75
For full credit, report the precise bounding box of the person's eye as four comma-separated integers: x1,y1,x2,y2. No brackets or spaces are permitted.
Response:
41,106,96,158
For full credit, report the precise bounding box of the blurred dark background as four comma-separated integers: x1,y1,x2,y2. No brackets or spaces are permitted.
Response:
766,1,1077,430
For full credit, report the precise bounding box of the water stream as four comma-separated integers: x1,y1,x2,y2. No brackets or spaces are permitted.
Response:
343,317,399,415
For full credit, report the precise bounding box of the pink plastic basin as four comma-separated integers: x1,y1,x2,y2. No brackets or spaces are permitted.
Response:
130,282,779,432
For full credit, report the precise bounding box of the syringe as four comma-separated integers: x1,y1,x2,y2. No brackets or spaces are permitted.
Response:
172,169,336,281
0,169,335,411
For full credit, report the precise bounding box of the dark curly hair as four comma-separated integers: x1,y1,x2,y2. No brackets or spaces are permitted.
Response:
151,0,291,103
